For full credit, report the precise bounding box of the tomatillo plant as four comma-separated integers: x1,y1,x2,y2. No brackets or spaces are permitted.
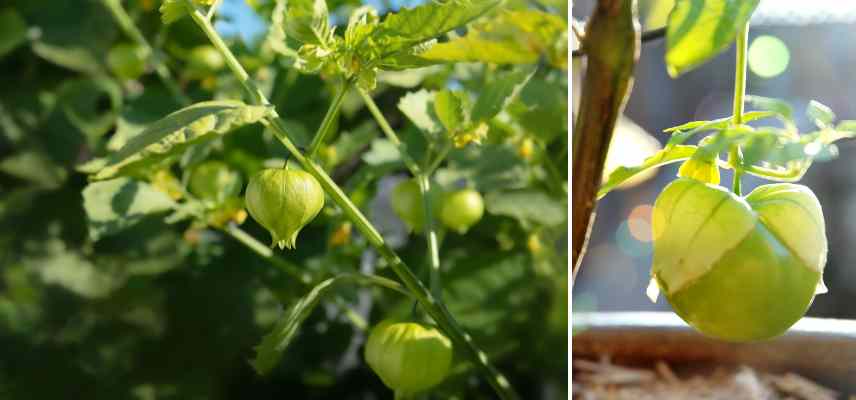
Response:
591,3,856,342
69,0,566,397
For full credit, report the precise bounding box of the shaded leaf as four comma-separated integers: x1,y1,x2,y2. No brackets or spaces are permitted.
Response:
82,178,177,241
160,0,188,24
252,274,406,375
485,189,566,226
0,8,28,58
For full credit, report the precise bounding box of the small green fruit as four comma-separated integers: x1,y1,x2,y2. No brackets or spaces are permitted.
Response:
188,161,243,204
188,45,225,76
245,168,324,249
440,189,484,234
107,43,147,80
390,179,425,232
652,178,827,341
364,321,453,395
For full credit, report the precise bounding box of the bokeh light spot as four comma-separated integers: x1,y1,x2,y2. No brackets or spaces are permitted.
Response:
748,35,790,78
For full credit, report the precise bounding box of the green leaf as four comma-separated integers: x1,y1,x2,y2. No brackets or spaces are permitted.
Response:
328,122,378,168
263,0,295,57
398,89,442,137
471,67,535,122
806,100,835,129
57,77,123,144
285,0,332,45
0,151,67,189
89,101,271,180
31,42,103,74
433,89,468,134
746,95,794,122
598,145,698,199
252,274,406,375
665,0,760,77
372,0,502,56
421,10,566,67
0,8,28,58
664,111,773,134
82,178,177,241
485,189,566,226
160,0,188,24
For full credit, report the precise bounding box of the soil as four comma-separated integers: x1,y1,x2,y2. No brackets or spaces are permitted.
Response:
572,356,852,400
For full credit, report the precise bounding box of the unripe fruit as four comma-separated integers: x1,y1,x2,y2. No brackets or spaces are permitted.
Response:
107,43,147,80
390,179,425,232
245,168,324,249
364,321,453,395
188,45,225,76
652,178,827,341
189,161,243,204
440,189,484,234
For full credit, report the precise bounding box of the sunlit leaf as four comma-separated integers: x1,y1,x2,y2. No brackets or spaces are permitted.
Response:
471,66,535,122
665,0,760,77
598,145,698,199
372,0,502,56
422,10,567,68
88,101,271,180
285,0,332,45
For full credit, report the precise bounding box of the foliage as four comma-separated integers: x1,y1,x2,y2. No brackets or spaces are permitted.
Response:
0,0,567,398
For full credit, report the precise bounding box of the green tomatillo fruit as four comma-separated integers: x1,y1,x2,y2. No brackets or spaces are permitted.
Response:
390,179,443,233
187,45,225,77
107,43,147,80
364,321,453,396
651,178,827,341
245,167,324,249
440,189,485,234
188,161,243,204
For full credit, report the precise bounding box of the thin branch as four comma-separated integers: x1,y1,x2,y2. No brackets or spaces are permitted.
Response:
572,26,664,58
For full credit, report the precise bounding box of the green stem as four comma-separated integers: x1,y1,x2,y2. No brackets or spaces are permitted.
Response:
416,174,442,300
729,22,749,195
222,223,312,284
308,80,350,158
536,139,568,195
426,141,452,175
357,88,423,175
101,0,191,106
186,7,518,399
206,0,223,19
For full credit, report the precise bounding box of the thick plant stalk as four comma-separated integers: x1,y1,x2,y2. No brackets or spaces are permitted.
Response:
571,0,640,280
185,7,519,399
